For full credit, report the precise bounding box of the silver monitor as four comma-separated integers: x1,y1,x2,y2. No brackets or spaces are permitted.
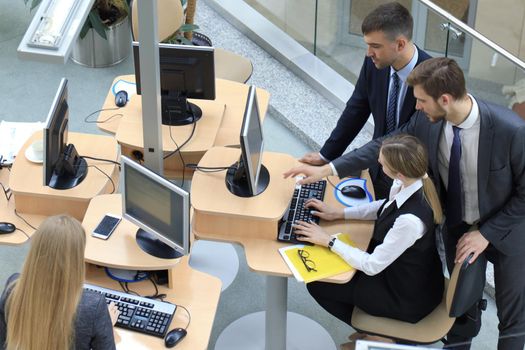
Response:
225,85,269,197
121,156,190,259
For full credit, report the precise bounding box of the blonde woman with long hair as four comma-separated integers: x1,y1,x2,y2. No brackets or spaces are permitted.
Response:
293,134,444,348
0,215,118,350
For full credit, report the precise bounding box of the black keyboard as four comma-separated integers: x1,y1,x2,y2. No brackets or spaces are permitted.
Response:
277,180,327,244
84,283,176,338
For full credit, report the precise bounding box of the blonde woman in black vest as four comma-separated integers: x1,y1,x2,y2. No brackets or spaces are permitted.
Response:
293,134,444,347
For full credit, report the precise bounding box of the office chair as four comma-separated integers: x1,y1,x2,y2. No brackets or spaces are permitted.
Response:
131,0,253,83
350,254,487,345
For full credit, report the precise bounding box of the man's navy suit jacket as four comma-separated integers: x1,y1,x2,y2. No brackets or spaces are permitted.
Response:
332,99,525,256
320,46,431,161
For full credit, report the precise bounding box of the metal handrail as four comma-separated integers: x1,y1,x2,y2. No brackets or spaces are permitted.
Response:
419,0,525,71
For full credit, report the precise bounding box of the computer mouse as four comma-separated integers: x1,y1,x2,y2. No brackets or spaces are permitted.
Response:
164,327,187,348
0,222,16,234
115,90,128,107
340,185,367,199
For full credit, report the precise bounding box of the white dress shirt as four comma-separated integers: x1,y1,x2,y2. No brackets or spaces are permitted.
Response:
438,94,480,224
331,179,427,276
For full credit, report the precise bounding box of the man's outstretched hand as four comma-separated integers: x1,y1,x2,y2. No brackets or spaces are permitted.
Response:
283,164,332,185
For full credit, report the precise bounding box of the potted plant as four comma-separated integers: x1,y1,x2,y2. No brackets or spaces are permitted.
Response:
72,0,131,67
23,0,131,68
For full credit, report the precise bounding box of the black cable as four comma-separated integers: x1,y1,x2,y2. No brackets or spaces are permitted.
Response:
14,209,36,230
326,177,343,193
82,156,121,168
175,304,192,330
0,182,11,201
15,227,30,240
167,125,187,188
89,165,115,194
84,107,123,124
185,164,235,173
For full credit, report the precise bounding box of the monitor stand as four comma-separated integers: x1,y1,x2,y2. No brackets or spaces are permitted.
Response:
162,94,202,126
225,162,270,198
136,229,183,259
48,144,88,190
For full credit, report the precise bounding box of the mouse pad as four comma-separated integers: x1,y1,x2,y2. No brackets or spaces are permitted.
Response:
334,178,373,207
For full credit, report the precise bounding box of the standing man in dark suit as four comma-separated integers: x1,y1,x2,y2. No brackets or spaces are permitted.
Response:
300,2,431,199
284,57,525,350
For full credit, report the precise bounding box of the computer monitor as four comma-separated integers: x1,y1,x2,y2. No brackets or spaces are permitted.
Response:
121,156,190,259
43,78,87,190
132,41,215,126
225,85,269,197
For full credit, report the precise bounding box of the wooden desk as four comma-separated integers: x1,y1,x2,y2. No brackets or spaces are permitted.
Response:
97,76,270,178
83,194,222,350
9,131,119,221
0,168,47,244
192,147,373,281
191,147,374,350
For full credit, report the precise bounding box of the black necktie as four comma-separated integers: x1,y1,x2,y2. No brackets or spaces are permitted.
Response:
447,126,463,227
386,72,400,134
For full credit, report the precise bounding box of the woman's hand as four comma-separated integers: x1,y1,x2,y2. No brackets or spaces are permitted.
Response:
305,198,344,221
293,220,332,247
108,302,120,326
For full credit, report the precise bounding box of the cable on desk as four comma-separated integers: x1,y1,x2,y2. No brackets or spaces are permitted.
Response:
83,108,123,124
185,164,235,173
15,227,30,240
82,156,121,169
89,165,115,194
14,209,36,230
163,114,197,188
174,304,191,331
0,182,12,201
326,177,343,193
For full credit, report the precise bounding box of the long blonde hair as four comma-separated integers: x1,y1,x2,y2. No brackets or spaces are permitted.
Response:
381,134,443,224
6,215,86,350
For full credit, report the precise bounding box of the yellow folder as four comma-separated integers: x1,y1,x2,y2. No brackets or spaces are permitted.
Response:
279,233,356,283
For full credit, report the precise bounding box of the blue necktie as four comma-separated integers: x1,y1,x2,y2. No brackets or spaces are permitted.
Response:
386,72,400,134
447,126,463,227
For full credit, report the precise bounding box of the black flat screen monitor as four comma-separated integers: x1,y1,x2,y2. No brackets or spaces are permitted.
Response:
121,156,190,259
132,41,215,126
225,85,269,197
43,78,87,190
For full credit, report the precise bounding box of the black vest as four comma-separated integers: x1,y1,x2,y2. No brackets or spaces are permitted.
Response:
360,188,444,323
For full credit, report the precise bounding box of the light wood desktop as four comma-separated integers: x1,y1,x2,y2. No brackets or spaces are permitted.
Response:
9,131,119,221
191,146,374,282
97,76,270,177
82,194,222,350
0,168,47,244
191,146,374,350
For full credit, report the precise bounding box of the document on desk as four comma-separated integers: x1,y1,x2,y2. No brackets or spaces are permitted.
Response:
0,121,44,165
279,233,355,283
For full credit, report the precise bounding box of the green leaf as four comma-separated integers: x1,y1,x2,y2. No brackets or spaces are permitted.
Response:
179,37,193,45
178,24,199,33
30,0,42,10
89,10,107,40
79,18,92,39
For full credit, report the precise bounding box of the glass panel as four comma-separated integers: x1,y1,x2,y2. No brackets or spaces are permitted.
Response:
244,0,317,52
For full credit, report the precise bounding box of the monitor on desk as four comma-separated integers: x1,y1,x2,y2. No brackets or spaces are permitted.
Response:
121,156,190,259
132,41,215,126
225,85,269,197
43,77,87,190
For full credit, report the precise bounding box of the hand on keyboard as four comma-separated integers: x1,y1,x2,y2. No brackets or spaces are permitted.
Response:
293,220,331,247
304,198,345,221
108,302,120,326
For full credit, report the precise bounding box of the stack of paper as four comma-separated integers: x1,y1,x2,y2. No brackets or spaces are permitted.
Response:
279,233,356,283
0,121,44,165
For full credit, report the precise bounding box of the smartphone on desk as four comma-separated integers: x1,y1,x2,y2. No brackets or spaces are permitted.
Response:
91,214,121,240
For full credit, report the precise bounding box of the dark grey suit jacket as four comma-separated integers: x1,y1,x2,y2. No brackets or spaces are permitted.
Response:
332,98,525,256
